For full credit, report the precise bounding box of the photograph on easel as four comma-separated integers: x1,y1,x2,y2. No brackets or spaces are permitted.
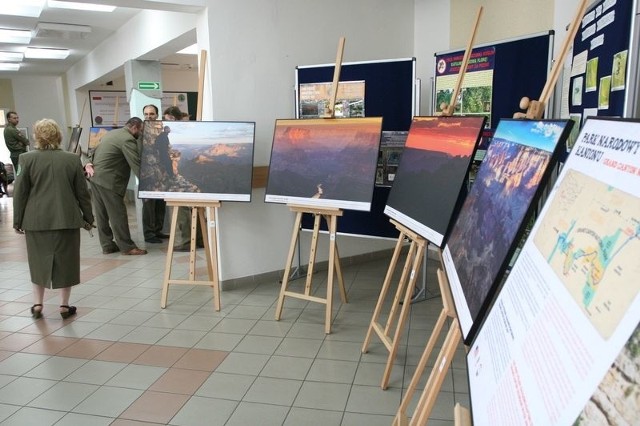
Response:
384,116,485,246
442,118,573,343
265,117,383,211
138,120,255,202
88,126,116,151
66,126,82,154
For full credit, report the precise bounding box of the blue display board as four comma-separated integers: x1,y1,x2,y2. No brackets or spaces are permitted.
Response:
295,58,417,239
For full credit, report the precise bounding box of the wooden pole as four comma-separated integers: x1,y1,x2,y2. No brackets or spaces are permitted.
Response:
324,37,346,118
514,0,589,119
78,97,88,127
441,6,483,116
196,49,207,121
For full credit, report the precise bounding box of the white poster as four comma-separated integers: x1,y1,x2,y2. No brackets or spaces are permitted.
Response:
468,117,640,425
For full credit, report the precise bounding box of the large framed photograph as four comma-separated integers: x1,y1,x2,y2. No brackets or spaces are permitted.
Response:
138,120,255,202
467,117,640,426
442,118,573,344
265,117,383,212
88,126,116,151
384,116,485,246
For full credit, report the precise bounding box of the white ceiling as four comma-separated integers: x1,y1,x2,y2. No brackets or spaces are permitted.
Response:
0,0,203,77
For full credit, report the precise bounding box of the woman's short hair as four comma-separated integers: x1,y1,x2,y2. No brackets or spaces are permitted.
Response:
33,118,62,150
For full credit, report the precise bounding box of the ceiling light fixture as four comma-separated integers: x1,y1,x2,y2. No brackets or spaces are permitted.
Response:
0,52,25,62
35,22,92,40
47,0,116,12
0,63,21,71
25,47,70,59
0,28,33,44
2,0,46,18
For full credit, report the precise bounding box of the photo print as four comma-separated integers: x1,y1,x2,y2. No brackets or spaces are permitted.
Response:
384,116,485,246
265,117,383,211
139,121,255,202
442,118,573,343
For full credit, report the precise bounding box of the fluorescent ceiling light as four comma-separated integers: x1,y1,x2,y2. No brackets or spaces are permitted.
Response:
47,0,116,12
177,44,198,55
25,47,70,59
35,22,92,40
0,63,21,71
0,52,25,62
0,28,33,44
3,0,45,17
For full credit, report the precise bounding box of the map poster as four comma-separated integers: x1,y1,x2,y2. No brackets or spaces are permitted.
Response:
467,117,640,425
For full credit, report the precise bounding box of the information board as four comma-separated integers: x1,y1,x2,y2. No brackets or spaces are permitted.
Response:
467,117,640,425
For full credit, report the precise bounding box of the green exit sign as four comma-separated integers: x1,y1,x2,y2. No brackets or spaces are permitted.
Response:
138,81,160,90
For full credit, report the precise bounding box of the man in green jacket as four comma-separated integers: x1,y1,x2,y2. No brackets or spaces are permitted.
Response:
4,111,29,170
84,117,147,255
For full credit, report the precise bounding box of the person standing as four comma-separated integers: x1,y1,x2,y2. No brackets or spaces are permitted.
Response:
84,117,147,255
141,104,168,243
4,111,30,171
13,118,94,319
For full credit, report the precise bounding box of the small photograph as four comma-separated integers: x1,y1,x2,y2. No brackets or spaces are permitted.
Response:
611,50,628,91
387,166,398,182
585,57,598,92
599,75,611,110
566,114,582,154
375,167,384,185
572,76,583,106
385,149,402,166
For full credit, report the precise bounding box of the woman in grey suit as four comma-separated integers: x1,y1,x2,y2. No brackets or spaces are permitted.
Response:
13,119,94,319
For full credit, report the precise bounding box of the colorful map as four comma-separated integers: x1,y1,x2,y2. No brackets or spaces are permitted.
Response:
534,169,640,339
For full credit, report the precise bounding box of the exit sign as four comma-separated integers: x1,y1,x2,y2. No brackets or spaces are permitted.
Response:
138,81,160,90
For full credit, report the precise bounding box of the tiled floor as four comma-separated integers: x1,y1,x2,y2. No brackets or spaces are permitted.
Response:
0,196,468,425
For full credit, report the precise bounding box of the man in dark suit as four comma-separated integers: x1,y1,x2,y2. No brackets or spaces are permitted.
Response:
4,111,29,171
84,117,147,255
141,104,168,244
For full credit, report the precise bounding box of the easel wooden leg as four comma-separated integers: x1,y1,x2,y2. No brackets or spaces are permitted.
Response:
324,215,347,304
161,205,180,308
410,320,462,426
275,212,303,320
325,213,338,334
362,233,405,353
199,206,220,311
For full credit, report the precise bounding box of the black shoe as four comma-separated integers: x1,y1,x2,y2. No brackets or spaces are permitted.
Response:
145,236,162,243
102,246,119,254
173,243,191,252
31,304,43,319
60,305,77,319
157,233,170,239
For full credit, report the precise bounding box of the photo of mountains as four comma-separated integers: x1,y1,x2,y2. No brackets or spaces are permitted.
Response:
139,121,255,201
384,116,485,246
444,119,572,339
265,117,383,211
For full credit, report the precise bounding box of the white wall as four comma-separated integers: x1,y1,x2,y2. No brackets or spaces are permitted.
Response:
203,0,415,279
0,75,66,163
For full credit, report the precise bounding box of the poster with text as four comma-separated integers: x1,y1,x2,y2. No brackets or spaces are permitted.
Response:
442,119,573,344
435,47,495,126
467,117,640,425
138,121,255,202
384,116,485,246
265,117,383,211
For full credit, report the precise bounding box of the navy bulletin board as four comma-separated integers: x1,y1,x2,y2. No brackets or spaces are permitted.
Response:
295,58,417,239
568,0,636,119
435,31,554,130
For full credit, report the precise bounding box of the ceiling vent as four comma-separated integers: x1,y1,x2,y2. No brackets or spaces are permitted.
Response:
34,22,91,40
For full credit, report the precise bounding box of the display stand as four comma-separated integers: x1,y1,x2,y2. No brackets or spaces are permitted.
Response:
161,200,221,311
393,267,462,426
361,219,427,389
275,204,347,334
513,0,588,119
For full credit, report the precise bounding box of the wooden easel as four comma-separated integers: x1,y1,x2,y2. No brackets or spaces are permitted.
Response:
362,7,482,390
361,219,427,389
454,403,472,426
274,38,348,334
513,0,588,119
274,205,347,334
393,267,461,426
161,200,221,311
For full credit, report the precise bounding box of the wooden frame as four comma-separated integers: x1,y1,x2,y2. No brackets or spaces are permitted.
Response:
274,205,347,334
161,200,221,311
361,219,427,389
